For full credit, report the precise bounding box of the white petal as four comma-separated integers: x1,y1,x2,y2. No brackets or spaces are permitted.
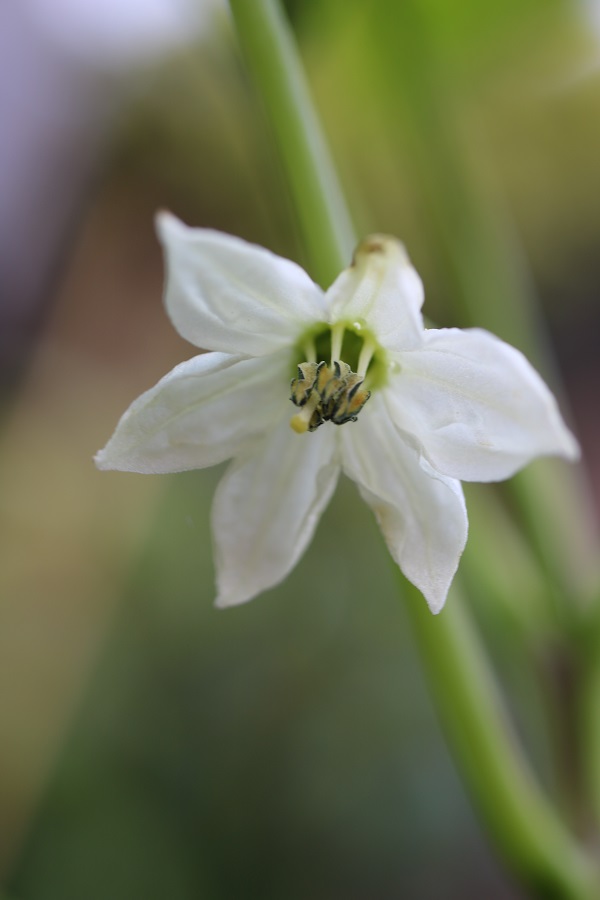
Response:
156,212,327,356
212,418,339,607
341,397,467,613
326,234,425,351
387,328,580,483
95,350,290,473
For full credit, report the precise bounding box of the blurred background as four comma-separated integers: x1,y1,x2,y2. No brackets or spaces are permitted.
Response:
1,0,599,897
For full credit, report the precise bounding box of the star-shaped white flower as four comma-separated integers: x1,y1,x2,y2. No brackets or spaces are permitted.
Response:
96,213,579,613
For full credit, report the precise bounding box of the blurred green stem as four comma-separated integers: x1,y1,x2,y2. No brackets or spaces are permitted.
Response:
580,626,600,829
228,0,356,286
405,580,599,899
229,0,599,895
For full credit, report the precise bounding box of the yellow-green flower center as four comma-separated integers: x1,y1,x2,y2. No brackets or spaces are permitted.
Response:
289,321,388,433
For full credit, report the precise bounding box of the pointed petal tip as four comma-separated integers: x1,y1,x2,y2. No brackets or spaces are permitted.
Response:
213,588,254,610
94,446,127,472
94,448,109,470
545,390,581,463
563,429,581,463
352,233,410,267
154,208,183,241
536,414,581,468
426,592,447,616
93,442,138,473
413,576,450,616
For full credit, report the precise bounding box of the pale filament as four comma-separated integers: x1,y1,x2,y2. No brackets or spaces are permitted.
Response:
330,323,344,365
303,339,317,364
357,338,376,379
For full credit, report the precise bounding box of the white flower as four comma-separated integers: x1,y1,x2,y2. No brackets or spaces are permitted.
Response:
95,213,579,613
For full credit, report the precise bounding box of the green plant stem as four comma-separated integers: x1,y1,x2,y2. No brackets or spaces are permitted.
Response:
460,485,549,633
404,579,599,899
508,463,600,611
228,0,356,287
580,631,600,830
229,1,599,894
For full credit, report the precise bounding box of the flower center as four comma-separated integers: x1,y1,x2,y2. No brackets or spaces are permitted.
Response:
290,360,371,433
289,322,383,434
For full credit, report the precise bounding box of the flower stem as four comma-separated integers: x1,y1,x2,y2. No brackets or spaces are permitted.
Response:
404,579,600,899
229,1,600,894
228,0,356,287
580,619,600,830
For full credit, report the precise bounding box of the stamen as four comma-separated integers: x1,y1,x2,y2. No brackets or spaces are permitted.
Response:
290,358,371,433
290,362,319,406
290,390,322,433
330,323,345,366
290,324,383,433
303,339,317,364
319,361,351,418
357,338,376,378
330,375,371,425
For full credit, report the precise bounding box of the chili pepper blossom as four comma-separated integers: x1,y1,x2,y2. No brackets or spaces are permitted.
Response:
95,213,579,613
